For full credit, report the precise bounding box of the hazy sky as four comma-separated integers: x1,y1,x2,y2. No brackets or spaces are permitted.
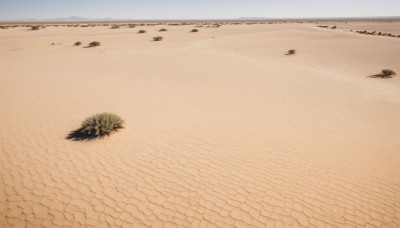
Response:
0,0,399,20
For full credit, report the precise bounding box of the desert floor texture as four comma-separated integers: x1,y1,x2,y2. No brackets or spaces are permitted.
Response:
0,22,400,227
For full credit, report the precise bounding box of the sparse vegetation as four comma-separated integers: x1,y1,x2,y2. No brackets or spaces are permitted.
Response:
159,28,167,32
74,41,82,46
31,25,40,30
138,30,146,34
153,36,163,41
111,25,120,29
331,26,337,29
191,29,199,33
89,41,101,47
369,69,397,79
380,69,396,78
287,49,296,55
80,113,124,138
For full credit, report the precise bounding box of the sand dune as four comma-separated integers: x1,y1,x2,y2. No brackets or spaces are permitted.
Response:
1,23,400,227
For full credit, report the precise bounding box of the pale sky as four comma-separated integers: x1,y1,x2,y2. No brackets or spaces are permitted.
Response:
0,0,399,20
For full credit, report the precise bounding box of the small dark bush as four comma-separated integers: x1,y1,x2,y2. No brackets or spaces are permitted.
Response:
74,41,82,46
89,41,101,47
191,29,199,33
381,69,396,78
31,26,40,30
80,113,124,137
111,25,120,29
153,36,163,41
159,28,167,32
128,24,136,28
331,26,337,29
287,49,296,55
138,30,146,34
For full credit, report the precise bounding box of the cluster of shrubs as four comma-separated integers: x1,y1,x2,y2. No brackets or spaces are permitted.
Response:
317,25,337,29
73,41,100,47
355,30,400,38
317,25,400,38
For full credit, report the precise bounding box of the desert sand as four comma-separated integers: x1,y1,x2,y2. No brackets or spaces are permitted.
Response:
1,22,400,227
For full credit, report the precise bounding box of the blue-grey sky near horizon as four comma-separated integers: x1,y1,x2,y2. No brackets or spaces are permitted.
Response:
0,0,399,20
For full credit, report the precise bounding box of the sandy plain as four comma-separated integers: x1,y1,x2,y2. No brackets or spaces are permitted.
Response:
0,22,400,227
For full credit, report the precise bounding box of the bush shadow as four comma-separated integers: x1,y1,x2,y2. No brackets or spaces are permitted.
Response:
65,128,105,142
368,74,392,79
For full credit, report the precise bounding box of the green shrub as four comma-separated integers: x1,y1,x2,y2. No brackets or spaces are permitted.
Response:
89,41,101,47
80,113,124,137
153,36,163,41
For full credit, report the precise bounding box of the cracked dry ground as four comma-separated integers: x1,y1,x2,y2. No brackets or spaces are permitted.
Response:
1,116,400,227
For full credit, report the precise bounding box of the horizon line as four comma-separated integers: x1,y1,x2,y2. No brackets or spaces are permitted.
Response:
1,15,400,23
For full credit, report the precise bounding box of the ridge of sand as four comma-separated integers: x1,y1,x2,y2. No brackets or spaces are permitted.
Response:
1,23,400,227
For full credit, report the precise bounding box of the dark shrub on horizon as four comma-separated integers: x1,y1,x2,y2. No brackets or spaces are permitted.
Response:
31,26,40,30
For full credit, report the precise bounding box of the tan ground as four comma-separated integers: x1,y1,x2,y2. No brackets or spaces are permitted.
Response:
0,22,400,227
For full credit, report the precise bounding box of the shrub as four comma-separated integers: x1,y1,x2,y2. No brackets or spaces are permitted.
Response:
31,26,40,30
74,41,82,46
138,30,146,34
287,49,296,55
80,113,124,137
128,24,136,28
380,69,396,78
331,26,337,29
159,28,167,32
153,36,163,41
89,41,101,47
191,29,199,33
111,25,120,29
